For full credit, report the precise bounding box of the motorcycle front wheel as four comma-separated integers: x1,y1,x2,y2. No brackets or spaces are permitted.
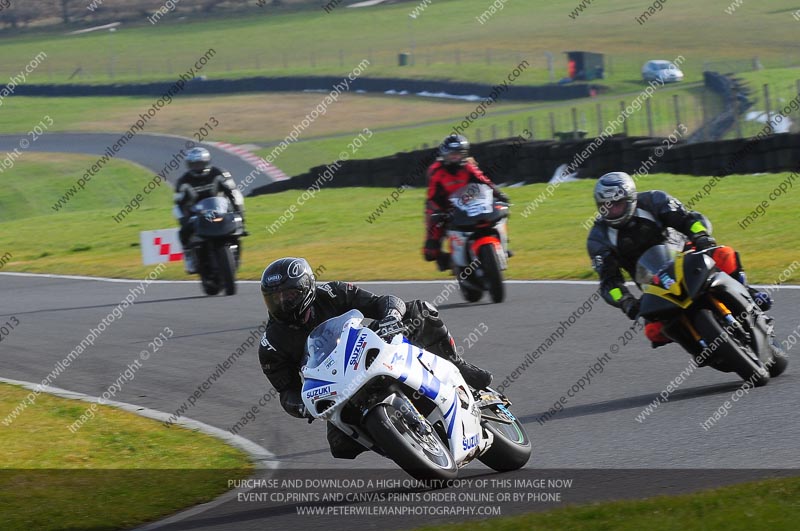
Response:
364,402,457,481
215,244,236,296
478,244,504,303
693,309,769,387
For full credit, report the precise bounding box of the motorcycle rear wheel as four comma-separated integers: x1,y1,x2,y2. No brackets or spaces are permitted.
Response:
478,405,531,472
364,403,457,481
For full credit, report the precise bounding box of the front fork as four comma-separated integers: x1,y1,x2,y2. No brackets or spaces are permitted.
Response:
667,296,749,361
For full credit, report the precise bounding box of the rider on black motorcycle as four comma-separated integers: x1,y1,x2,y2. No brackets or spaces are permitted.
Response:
586,172,773,348
257,257,492,459
174,147,245,273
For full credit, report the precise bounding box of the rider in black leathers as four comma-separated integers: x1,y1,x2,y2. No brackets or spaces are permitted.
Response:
174,147,245,272
257,257,492,459
587,171,772,347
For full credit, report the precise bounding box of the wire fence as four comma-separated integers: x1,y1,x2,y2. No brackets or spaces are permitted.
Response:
6,47,799,85
406,80,800,152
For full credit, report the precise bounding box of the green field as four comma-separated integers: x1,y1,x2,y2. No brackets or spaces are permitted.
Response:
3,0,800,176
0,382,251,530
418,475,800,531
2,0,798,86
2,154,798,285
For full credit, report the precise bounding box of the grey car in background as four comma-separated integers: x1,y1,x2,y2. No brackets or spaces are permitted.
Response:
642,60,684,83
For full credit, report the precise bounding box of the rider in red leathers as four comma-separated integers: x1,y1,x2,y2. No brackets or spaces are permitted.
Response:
423,134,509,271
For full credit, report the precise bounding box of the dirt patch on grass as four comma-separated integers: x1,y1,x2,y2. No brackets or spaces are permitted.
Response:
68,93,496,144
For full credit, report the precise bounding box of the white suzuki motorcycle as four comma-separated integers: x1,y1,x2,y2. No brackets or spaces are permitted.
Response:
300,310,531,480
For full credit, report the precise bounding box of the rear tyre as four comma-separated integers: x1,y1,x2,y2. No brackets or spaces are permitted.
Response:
478,406,531,472
693,309,769,387
478,244,504,303
215,244,236,296
364,403,457,481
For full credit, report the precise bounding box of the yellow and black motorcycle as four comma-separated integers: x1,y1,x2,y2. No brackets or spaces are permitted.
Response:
636,245,787,387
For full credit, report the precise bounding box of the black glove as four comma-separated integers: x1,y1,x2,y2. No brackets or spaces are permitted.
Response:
280,390,313,422
495,191,510,203
430,211,450,224
692,234,717,251
376,310,407,340
620,295,640,320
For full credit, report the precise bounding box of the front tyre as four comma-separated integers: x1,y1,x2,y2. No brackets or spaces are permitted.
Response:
768,344,789,378
198,246,220,296
478,244,504,303
456,268,483,303
478,405,531,471
693,309,769,387
364,403,457,481
215,244,236,296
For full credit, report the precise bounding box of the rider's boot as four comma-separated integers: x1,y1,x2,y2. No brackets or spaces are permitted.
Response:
434,334,492,390
436,252,452,272
184,248,197,274
736,271,772,311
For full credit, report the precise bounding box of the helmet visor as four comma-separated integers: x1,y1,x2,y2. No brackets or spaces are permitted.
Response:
264,288,304,321
602,199,629,221
188,160,209,174
444,151,464,164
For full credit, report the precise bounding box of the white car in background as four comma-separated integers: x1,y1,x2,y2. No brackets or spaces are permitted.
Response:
641,60,684,83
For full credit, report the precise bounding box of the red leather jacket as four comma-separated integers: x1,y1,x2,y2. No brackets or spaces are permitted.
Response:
425,158,501,214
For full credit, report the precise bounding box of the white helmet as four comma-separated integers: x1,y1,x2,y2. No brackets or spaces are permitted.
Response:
186,147,211,177
594,172,637,227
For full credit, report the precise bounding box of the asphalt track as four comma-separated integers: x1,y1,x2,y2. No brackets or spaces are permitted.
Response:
2,273,799,530
0,133,273,194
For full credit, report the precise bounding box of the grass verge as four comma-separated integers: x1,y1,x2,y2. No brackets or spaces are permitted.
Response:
415,475,800,531
1,154,798,285
0,382,252,531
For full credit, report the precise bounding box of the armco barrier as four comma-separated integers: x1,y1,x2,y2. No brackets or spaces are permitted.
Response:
15,76,598,102
251,132,800,196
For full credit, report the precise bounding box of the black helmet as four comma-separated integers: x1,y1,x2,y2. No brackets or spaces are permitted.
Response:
594,172,637,228
260,257,316,324
439,134,469,166
186,147,211,177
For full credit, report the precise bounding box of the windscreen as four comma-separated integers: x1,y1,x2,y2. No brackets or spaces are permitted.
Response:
635,245,677,286
301,309,364,369
192,196,231,214
448,183,493,216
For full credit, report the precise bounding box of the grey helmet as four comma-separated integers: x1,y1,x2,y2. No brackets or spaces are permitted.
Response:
186,147,212,177
594,172,637,227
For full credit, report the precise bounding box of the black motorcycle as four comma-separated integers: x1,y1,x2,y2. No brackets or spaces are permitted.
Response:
637,245,787,386
186,196,244,296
